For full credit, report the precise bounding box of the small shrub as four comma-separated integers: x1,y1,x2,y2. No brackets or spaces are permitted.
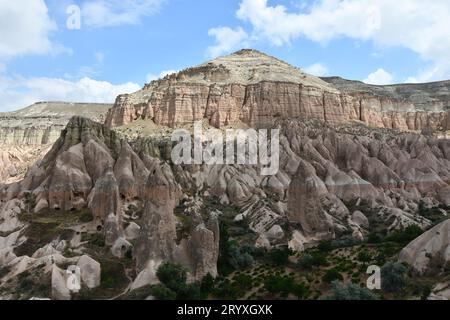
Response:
213,279,239,300
89,233,106,247
150,284,176,300
357,251,372,263
268,248,292,266
156,262,187,293
200,273,215,296
264,275,294,296
177,283,202,300
297,254,315,270
228,243,255,270
381,262,407,293
367,233,382,244
234,274,253,291
79,211,94,223
291,282,310,300
385,225,424,245
323,269,343,284
324,281,378,300
317,241,333,253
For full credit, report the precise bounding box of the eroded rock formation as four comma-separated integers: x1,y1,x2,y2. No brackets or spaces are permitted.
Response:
399,219,450,275
105,50,450,132
1,49,450,299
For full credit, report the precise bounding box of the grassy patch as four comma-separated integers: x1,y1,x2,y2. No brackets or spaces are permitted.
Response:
15,208,95,257
73,257,129,300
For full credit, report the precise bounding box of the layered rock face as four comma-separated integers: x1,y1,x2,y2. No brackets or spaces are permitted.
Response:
105,49,450,132
104,49,343,128
0,102,111,183
0,102,110,146
323,77,450,131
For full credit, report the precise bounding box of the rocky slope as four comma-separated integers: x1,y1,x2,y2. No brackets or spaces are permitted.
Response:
1,115,450,298
105,49,450,132
0,117,219,299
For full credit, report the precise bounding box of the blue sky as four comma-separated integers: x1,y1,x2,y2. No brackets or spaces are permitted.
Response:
1,0,450,111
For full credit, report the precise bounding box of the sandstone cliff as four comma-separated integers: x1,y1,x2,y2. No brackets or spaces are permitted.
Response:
0,102,111,183
105,49,450,132
0,102,110,146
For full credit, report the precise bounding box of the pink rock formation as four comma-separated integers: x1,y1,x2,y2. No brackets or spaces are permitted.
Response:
105,50,450,132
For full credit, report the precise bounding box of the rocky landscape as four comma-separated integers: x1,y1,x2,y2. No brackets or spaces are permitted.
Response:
0,50,449,300
0,102,111,183
106,49,450,132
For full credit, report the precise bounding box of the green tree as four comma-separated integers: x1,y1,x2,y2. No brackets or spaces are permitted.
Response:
291,283,309,300
234,274,253,291
156,262,187,292
323,268,344,284
367,233,382,244
385,225,423,245
357,251,372,263
325,281,379,300
381,262,407,293
297,252,328,269
264,276,294,296
269,248,292,266
213,279,239,300
318,241,333,253
228,242,254,270
177,283,202,300
200,273,215,296
297,254,315,270
150,284,177,300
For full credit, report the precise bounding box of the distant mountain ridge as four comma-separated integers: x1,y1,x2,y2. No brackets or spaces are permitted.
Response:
0,102,112,183
0,101,111,145
104,49,450,132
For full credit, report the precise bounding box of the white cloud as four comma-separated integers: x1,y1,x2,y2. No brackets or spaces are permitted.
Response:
303,63,328,77
145,70,178,82
405,67,442,84
82,0,166,28
207,27,249,58
232,0,450,82
0,0,63,60
363,68,394,85
0,75,141,112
